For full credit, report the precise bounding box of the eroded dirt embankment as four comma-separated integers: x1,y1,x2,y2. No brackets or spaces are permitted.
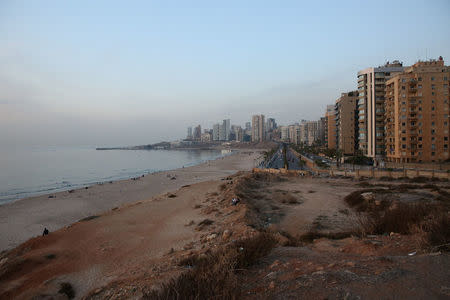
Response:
0,172,449,299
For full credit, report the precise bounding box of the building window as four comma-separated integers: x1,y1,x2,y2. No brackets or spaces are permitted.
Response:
432,107,435,111
418,77,422,81
402,137,406,141
402,86,405,90
445,144,449,149
432,122,435,126
432,99,435,103
418,137,422,141
418,85,422,89
445,137,449,141
444,76,448,81
431,84,435,90
402,144,406,149
431,144,436,150
432,129,436,134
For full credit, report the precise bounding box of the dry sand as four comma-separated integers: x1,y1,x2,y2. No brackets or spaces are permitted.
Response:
0,149,264,251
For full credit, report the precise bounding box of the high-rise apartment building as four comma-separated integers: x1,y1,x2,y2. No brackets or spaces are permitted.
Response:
325,105,336,149
223,119,231,141
187,127,193,140
288,124,301,144
335,91,358,155
252,114,265,142
357,61,405,159
318,117,326,145
213,123,220,141
280,126,289,142
385,57,449,163
193,125,201,140
266,118,277,132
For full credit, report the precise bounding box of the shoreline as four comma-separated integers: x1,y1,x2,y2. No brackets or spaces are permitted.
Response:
0,148,233,205
0,148,265,251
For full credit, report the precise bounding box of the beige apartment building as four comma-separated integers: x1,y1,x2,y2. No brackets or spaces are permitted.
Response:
251,114,265,142
357,61,405,160
325,105,336,149
335,91,358,155
385,57,449,163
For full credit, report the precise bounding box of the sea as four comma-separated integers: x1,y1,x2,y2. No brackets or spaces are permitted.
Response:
0,146,230,204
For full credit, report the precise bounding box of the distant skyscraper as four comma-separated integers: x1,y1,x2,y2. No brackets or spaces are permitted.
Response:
280,126,289,142
252,114,265,142
193,125,202,140
187,127,193,140
266,118,277,131
223,119,231,140
213,123,220,141
245,122,251,131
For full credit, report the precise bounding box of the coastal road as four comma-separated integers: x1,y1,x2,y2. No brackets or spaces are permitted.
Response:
264,145,308,171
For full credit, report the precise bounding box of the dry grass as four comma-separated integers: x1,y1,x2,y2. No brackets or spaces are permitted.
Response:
345,185,450,251
360,202,430,235
145,233,277,300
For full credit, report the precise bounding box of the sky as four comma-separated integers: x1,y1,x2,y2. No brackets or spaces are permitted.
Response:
1,0,450,147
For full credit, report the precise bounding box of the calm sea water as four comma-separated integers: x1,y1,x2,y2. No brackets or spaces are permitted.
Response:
0,146,229,204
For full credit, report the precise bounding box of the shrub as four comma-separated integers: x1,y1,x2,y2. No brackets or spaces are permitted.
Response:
145,233,277,300
58,282,75,299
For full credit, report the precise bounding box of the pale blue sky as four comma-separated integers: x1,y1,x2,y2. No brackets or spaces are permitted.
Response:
1,0,449,146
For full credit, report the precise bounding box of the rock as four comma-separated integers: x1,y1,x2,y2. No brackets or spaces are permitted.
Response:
346,261,355,267
222,230,232,241
269,281,275,289
361,192,374,201
0,258,8,266
206,234,217,242
312,271,325,276
265,271,277,278
270,260,281,269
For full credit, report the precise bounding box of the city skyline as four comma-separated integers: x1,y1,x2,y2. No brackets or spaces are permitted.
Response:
1,1,450,147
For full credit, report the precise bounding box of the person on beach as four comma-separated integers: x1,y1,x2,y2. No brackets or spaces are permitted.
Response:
42,228,49,236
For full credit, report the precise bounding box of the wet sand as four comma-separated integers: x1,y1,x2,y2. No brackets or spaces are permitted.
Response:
0,149,264,250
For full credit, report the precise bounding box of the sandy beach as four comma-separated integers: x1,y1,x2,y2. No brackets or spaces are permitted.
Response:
0,149,264,251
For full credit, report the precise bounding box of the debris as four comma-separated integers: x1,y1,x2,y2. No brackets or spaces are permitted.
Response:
269,281,275,289
222,229,232,241
206,233,217,241
42,228,49,236
231,198,240,206
361,192,374,201
408,251,416,256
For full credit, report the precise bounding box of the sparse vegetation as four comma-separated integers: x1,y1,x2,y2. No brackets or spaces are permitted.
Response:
146,233,277,300
58,282,75,299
